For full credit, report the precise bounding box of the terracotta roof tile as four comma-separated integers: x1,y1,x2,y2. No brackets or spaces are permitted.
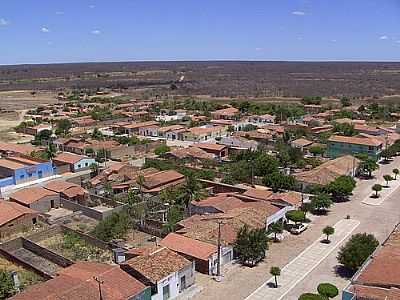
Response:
123,247,191,283
10,187,58,205
0,201,37,226
160,233,217,260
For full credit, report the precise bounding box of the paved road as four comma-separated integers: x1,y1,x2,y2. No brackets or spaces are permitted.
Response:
245,219,360,300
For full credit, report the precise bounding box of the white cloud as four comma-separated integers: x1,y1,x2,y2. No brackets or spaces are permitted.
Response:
331,39,337,43
91,29,101,35
41,27,50,33
379,35,388,40
0,18,10,26
292,11,305,16
255,47,263,51
55,11,64,15
89,4,95,9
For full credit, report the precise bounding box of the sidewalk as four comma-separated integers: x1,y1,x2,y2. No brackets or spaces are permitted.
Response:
362,177,400,206
245,219,360,300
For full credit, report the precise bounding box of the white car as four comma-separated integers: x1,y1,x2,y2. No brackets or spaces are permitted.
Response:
288,223,308,235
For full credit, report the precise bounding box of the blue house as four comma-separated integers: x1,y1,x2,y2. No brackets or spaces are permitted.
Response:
0,156,54,188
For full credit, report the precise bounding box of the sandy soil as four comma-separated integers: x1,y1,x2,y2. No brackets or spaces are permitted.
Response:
0,110,32,143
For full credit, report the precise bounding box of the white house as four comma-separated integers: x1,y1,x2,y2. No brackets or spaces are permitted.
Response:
121,247,195,300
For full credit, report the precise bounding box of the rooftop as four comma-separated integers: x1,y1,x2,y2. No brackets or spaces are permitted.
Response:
328,135,383,147
123,247,191,283
160,232,217,260
0,201,37,226
54,152,89,164
10,187,59,205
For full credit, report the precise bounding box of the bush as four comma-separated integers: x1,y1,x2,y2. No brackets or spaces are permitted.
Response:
298,293,325,300
317,283,339,299
285,210,305,224
154,144,171,156
91,212,131,242
234,225,268,266
337,233,379,272
0,270,15,299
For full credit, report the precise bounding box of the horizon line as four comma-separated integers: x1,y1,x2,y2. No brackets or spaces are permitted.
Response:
1,59,400,67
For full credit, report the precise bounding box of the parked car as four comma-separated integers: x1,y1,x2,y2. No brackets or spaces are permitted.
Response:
287,223,308,235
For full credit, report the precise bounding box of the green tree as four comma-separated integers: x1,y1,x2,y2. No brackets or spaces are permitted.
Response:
298,293,325,300
154,144,171,156
234,225,268,266
393,168,399,179
270,267,281,288
0,270,15,299
163,205,184,233
91,127,104,140
42,143,57,160
285,210,306,225
317,283,339,299
90,163,99,176
56,119,72,136
322,226,335,242
263,172,296,192
327,175,356,201
381,148,395,161
35,129,52,142
372,184,382,197
311,193,333,213
340,97,351,107
309,145,324,157
359,159,378,178
91,212,131,242
182,173,205,211
337,233,379,272
383,174,393,187
270,222,283,242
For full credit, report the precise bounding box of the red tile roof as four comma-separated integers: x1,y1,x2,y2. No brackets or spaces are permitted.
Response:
54,152,87,164
160,233,217,260
328,135,383,147
192,143,227,152
10,187,58,205
10,262,147,300
0,201,37,226
123,247,191,283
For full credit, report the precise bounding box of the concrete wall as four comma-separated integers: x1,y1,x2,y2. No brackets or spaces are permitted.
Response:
29,194,61,213
60,197,128,221
0,213,37,239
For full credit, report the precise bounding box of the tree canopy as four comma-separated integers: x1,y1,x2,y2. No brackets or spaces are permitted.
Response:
337,233,379,272
327,175,356,200
234,225,268,266
263,172,297,192
311,193,333,213
286,210,306,224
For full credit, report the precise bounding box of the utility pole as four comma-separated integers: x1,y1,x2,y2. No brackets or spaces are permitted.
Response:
216,221,223,281
93,276,104,300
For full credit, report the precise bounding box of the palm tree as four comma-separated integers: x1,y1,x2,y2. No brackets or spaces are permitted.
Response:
182,173,205,214
136,173,145,201
270,266,281,288
393,168,399,180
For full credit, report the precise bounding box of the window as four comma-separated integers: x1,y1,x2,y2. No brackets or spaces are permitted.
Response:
162,285,170,300
78,164,81,168
20,175,25,179
85,163,88,167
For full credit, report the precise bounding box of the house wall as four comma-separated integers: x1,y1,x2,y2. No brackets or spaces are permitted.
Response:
14,161,54,185
0,214,37,239
327,141,381,160
73,158,96,172
55,163,71,174
130,287,152,300
139,127,158,137
11,194,60,213
208,246,233,275
152,272,179,300
177,262,195,291
0,176,15,188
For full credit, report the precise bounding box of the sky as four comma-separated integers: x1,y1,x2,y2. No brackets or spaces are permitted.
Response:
0,0,400,65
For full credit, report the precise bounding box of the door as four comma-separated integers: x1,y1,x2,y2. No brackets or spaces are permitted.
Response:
180,276,186,292
50,200,55,209
38,170,43,179
162,284,170,300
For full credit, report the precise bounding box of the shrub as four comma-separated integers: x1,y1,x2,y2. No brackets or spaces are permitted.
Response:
298,293,325,300
317,283,339,298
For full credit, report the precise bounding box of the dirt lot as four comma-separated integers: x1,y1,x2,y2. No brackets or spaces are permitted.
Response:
0,90,58,110
0,255,44,289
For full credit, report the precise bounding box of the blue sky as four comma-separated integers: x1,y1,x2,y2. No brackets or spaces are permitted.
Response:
0,0,399,64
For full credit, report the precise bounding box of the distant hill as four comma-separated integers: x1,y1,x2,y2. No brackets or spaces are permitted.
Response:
1,61,400,98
